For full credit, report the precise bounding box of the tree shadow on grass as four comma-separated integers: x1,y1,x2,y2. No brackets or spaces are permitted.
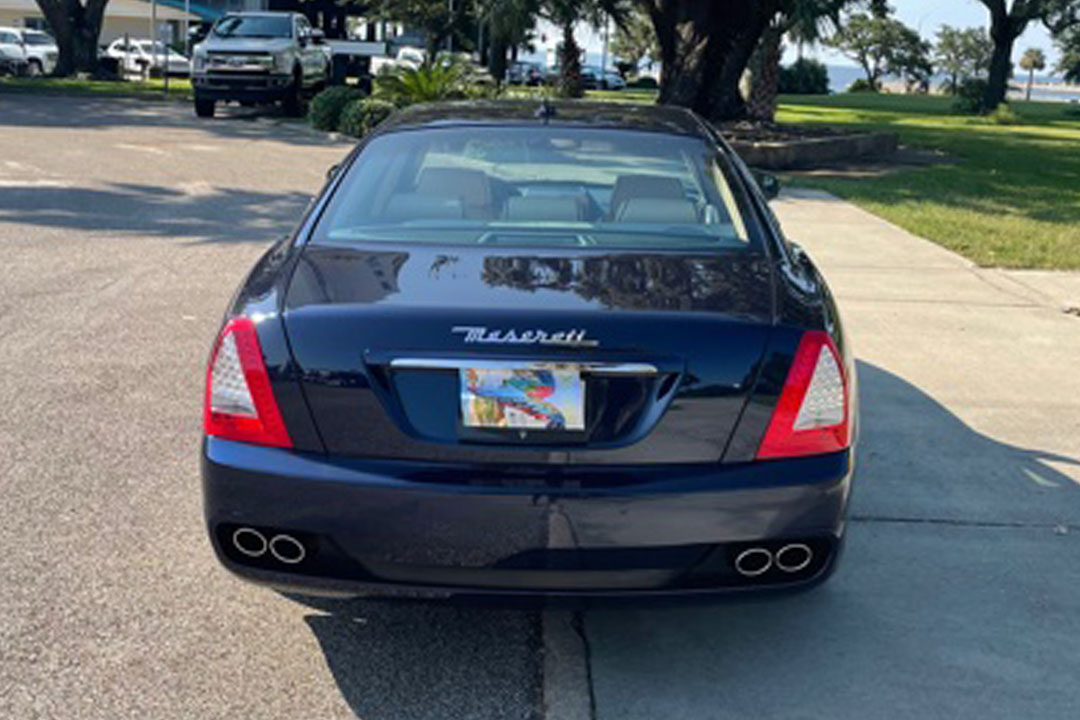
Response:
0,181,311,243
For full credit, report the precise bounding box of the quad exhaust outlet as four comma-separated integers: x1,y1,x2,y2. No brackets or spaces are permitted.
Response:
231,527,306,565
734,543,815,577
775,543,813,573
269,534,306,565
232,527,268,558
733,547,773,577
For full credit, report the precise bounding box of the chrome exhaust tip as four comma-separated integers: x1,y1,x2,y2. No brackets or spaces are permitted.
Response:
269,534,306,565
734,547,773,577
775,543,813,573
232,527,268,558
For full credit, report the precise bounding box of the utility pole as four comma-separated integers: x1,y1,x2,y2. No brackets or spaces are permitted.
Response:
150,0,159,84
600,13,609,72
184,0,191,57
447,0,454,53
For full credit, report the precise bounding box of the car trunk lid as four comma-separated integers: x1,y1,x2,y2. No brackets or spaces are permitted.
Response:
283,244,775,465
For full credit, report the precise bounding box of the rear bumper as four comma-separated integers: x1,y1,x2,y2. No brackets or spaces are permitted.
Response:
192,73,292,102
202,438,854,599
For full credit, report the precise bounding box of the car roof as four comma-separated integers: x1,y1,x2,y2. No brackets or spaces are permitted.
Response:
376,100,715,140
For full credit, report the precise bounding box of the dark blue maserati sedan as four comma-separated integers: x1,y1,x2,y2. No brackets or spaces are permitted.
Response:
201,100,856,599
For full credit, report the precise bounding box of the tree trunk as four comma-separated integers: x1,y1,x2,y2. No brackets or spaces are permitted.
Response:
488,36,508,84
983,8,1021,112
746,24,781,121
645,0,780,122
1025,67,1033,100
557,23,583,98
36,0,110,76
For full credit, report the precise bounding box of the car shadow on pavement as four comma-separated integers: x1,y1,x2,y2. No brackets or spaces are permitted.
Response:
852,361,1080,519
580,361,1080,720
294,595,543,720
0,181,311,242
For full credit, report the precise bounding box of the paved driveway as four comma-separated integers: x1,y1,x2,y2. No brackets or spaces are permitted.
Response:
0,95,540,720
584,192,1080,720
1,94,1077,720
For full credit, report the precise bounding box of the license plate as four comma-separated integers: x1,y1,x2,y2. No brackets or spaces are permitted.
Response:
460,365,585,431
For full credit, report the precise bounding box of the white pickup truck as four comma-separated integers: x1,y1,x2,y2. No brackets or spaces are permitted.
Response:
0,27,58,76
190,11,330,118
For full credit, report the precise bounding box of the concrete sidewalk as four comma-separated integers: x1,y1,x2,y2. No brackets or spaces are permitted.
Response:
580,189,1080,720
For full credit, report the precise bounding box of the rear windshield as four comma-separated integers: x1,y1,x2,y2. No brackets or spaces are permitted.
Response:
313,127,755,251
212,15,292,39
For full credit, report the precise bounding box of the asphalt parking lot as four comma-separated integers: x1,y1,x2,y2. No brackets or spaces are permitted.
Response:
2,94,1078,719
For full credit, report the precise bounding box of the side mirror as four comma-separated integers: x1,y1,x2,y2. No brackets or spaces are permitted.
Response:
752,171,780,201
310,28,326,45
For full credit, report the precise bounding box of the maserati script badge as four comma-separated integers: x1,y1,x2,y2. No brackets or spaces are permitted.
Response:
451,325,599,348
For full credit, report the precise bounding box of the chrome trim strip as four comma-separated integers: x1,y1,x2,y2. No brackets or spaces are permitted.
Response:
388,358,659,376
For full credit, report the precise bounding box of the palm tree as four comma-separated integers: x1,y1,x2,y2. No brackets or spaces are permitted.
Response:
540,0,626,97
1019,47,1046,101
480,0,540,82
746,0,849,122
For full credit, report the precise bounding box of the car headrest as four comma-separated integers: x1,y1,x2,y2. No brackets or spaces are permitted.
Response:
609,174,685,217
504,195,584,222
417,168,491,203
383,193,463,221
615,198,699,224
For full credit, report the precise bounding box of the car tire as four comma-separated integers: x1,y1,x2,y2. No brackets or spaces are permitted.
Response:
194,97,216,118
27,59,43,77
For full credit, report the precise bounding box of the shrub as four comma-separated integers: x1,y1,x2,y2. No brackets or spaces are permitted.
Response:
988,102,1016,125
309,85,366,131
628,76,658,89
375,60,470,106
847,78,878,93
953,77,988,114
338,97,396,138
779,58,829,95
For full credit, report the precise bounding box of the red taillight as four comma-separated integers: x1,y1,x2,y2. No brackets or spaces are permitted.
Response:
756,330,850,460
203,316,292,448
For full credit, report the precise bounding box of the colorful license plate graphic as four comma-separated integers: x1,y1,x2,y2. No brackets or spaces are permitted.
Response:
460,365,584,431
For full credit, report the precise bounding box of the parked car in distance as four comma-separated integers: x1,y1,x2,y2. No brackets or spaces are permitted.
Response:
369,46,425,75
601,70,626,90
201,100,857,601
507,61,543,85
190,11,331,118
0,27,57,75
104,39,190,76
580,66,625,90
0,27,30,76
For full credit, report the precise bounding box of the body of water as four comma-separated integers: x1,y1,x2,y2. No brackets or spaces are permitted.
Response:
825,64,1079,103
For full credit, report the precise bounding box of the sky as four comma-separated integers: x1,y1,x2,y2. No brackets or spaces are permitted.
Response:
541,0,1060,72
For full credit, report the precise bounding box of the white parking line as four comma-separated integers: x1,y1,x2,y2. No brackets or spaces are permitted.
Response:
0,179,72,188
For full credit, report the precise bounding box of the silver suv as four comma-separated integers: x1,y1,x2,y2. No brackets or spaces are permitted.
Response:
190,12,330,118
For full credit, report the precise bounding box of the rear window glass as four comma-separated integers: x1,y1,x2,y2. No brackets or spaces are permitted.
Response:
313,127,755,251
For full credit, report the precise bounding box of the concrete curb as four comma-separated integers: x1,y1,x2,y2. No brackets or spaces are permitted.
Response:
542,610,593,720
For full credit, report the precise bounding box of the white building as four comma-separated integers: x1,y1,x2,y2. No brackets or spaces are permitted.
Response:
0,0,197,45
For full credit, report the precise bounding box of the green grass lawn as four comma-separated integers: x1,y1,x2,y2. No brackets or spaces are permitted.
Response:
776,93,1080,270
0,76,193,101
